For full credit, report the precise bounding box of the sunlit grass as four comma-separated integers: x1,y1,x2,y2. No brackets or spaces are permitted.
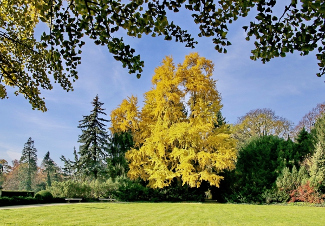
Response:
1,202,325,225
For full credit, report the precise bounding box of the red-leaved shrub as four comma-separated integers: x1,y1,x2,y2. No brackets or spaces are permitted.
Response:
289,181,325,204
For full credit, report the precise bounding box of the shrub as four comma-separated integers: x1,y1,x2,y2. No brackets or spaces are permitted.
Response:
89,179,119,198
1,190,34,197
0,196,37,206
262,189,290,204
113,178,204,202
48,180,91,198
35,190,53,202
290,181,325,204
48,178,203,202
48,179,119,199
114,178,147,201
262,166,309,204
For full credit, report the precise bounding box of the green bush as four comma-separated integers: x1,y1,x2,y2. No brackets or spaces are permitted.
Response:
48,179,119,199
262,189,290,204
114,178,149,201
0,196,38,206
113,178,204,202
88,179,119,198
48,180,91,198
1,190,34,197
47,178,203,202
261,166,310,204
0,196,64,206
35,190,53,202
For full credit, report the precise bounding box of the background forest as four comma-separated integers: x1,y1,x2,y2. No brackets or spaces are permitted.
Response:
1,53,325,204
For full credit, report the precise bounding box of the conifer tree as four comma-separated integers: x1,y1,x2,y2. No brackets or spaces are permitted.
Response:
41,151,57,187
107,131,133,179
309,142,325,188
312,113,325,149
77,95,109,180
309,114,325,188
294,128,313,164
19,137,38,190
60,147,81,180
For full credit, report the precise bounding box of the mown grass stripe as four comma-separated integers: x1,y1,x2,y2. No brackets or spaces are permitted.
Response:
1,203,325,225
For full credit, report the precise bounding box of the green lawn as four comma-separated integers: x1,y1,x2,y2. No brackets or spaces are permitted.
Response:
1,202,324,225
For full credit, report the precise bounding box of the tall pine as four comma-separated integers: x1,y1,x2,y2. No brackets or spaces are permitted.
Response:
20,137,38,190
77,95,109,180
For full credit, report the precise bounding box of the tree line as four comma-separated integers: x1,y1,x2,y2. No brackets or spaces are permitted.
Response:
0,95,133,191
1,53,325,203
0,139,60,191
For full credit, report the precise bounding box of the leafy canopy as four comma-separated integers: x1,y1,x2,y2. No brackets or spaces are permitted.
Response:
2,1,325,111
234,108,292,146
111,53,237,188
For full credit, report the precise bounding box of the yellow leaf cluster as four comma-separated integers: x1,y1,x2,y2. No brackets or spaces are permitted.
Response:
110,95,139,134
112,53,237,188
0,0,51,110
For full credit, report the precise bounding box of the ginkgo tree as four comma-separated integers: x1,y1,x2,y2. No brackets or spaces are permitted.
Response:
111,53,237,189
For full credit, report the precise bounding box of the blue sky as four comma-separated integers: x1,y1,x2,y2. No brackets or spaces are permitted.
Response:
1,5,325,166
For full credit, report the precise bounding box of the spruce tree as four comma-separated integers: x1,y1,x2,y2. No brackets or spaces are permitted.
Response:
60,147,80,180
214,110,227,128
19,137,38,190
107,131,133,179
77,95,109,180
295,128,313,164
41,151,56,187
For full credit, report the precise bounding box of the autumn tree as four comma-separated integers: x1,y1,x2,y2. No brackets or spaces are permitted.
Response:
2,1,325,111
0,159,11,186
0,0,77,111
77,95,109,180
111,53,237,189
2,160,21,190
292,102,325,138
19,137,38,190
234,108,292,146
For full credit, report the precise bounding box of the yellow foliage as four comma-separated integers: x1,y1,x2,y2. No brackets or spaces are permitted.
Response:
0,0,52,110
110,95,139,134
112,53,237,188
